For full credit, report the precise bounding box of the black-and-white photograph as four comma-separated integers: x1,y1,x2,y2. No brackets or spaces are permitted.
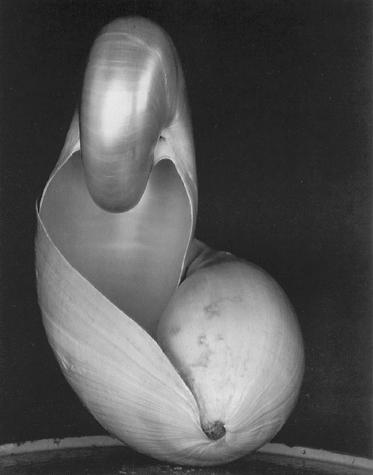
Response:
1,1,372,473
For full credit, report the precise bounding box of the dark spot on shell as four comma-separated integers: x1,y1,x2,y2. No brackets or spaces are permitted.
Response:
203,295,243,320
169,325,181,337
216,334,224,341
198,334,206,345
191,349,211,368
204,302,221,318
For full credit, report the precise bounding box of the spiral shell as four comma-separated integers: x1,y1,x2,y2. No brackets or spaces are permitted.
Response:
36,17,304,466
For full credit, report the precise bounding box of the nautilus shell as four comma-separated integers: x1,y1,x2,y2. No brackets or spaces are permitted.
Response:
36,17,304,466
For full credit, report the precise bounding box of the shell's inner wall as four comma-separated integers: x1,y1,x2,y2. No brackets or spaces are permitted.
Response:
39,152,190,336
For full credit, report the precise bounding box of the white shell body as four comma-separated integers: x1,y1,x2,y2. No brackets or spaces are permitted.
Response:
35,17,304,466
157,258,304,445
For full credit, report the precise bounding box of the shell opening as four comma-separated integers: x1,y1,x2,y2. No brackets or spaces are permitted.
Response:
39,152,191,336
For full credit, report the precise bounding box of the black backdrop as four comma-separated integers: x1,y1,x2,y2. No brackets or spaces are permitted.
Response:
1,0,372,459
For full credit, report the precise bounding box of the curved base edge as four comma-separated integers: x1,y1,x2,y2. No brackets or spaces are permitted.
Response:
0,435,372,471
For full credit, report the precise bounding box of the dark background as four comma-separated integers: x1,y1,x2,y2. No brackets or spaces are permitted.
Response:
1,0,372,459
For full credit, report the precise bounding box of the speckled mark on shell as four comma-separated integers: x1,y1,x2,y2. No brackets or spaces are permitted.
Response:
169,325,181,337
191,348,212,368
204,295,243,319
203,302,221,318
198,334,206,345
